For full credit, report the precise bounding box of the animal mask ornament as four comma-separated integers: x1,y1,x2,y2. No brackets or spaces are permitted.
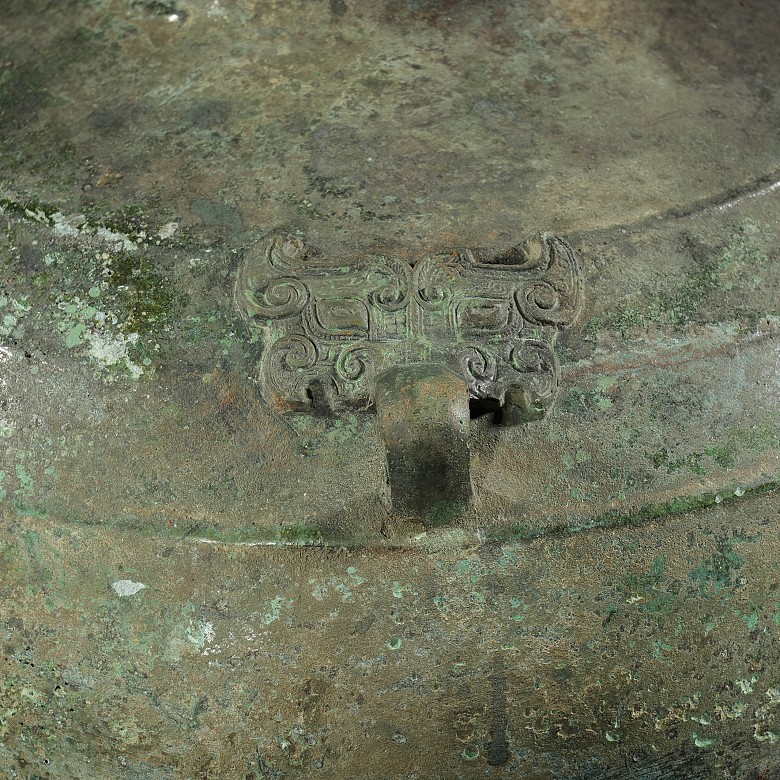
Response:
237,233,583,519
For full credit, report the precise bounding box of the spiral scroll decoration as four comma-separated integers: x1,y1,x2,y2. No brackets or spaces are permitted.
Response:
265,334,319,404
245,277,310,320
236,232,582,416
267,235,307,272
414,257,459,311
366,256,412,312
335,342,375,382
509,339,559,399
461,345,499,397
515,279,564,326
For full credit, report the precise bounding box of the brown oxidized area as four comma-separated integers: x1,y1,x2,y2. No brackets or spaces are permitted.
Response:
0,0,780,778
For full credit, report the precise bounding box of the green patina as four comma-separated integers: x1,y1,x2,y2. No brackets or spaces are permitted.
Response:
496,481,779,544
621,553,666,597
0,195,193,380
742,606,759,631
0,294,31,338
425,499,467,528
14,463,34,497
689,535,748,596
82,201,162,244
105,251,183,340
279,522,326,545
0,197,57,226
260,596,292,625
648,446,737,475
584,221,772,334
0,6,779,775
0,196,158,247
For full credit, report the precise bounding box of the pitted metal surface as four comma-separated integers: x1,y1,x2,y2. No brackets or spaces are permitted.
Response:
1,1,779,778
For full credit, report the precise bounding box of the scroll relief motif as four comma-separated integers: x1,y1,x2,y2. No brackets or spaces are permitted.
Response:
235,233,583,422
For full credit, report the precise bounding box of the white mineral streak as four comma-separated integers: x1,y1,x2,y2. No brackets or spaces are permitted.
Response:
158,221,178,239
112,580,147,597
